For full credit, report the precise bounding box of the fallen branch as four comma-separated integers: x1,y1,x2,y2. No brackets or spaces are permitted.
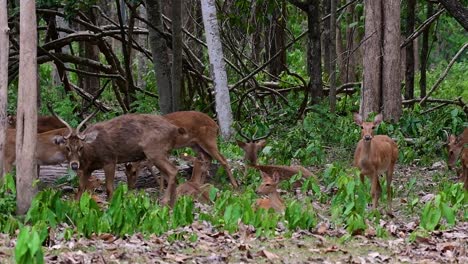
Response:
419,42,468,105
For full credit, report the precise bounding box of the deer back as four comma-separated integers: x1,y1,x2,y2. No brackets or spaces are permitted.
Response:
252,164,313,182
176,181,211,203
8,115,66,133
447,128,468,169
164,111,219,148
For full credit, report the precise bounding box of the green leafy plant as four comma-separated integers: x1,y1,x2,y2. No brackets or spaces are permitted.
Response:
15,225,45,264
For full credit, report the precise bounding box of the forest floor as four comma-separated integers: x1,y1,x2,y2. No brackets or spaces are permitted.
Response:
0,160,467,263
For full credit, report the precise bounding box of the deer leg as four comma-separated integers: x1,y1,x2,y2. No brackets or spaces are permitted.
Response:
148,155,178,207
386,166,394,212
76,169,91,200
359,173,365,183
103,163,116,199
370,174,381,209
198,142,238,188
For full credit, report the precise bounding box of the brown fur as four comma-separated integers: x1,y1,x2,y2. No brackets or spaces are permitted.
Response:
447,128,468,170
255,171,285,213
3,128,68,173
125,111,238,190
236,139,267,165
52,112,188,207
176,155,211,203
251,164,313,188
353,113,398,211
461,148,468,191
8,115,66,133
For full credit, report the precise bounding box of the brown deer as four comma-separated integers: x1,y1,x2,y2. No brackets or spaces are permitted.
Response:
8,115,66,133
49,106,189,206
3,128,68,173
250,164,313,187
236,128,270,165
176,154,212,203
255,171,285,213
446,128,468,190
446,128,468,170
125,111,239,189
353,113,398,211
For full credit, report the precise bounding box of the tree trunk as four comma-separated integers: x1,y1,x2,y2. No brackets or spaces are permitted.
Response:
268,3,287,78
323,0,331,82
83,10,100,97
17,0,38,215
200,0,233,140
329,0,337,112
420,2,433,99
171,0,182,112
438,0,468,31
382,0,401,121
306,1,323,102
361,0,382,119
145,0,173,114
0,0,8,177
404,0,416,100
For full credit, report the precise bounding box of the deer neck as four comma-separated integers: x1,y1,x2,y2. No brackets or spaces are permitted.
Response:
268,190,284,208
360,139,374,161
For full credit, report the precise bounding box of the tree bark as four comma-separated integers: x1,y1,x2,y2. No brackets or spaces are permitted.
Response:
404,0,416,100
438,0,468,31
82,10,100,97
17,0,38,215
201,0,233,140
0,0,8,177
171,0,182,112
329,0,337,112
382,0,402,121
307,0,323,102
145,0,173,114
361,0,382,119
420,2,433,99
268,2,287,78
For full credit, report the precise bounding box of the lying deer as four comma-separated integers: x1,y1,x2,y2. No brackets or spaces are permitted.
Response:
446,128,468,190
353,113,398,211
176,154,212,203
125,111,239,190
49,106,189,206
255,171,285,213
236,128,270,165
8,115,66,133
4,128,68,173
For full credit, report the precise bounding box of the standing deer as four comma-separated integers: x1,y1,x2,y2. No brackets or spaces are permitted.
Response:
4,128,68,173
353,113,398,211
49,106,189,206
125,111,238,189
255,171,285,213
446,128,468,190
8,115,66,133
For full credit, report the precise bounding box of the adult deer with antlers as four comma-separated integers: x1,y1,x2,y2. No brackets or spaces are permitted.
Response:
49,106,189,206
236,127,270,165
353,113,398,211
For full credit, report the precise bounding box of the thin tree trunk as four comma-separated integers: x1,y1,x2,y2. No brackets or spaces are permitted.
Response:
17,0,38,215
404,0,416,100
171,0,182,112
307,1,323,102
361,0,382,119
268,3,287,78
420,2,433,99
323,0,331,82
0,0,8,177
200,0,233,140
329,0,337,112
382,0,401,121
145,0,173,114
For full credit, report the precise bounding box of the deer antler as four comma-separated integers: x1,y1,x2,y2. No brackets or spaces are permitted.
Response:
252,128,271,141
47,104,73,139
76,108,100,140
442,129,450,144
237,123,271,142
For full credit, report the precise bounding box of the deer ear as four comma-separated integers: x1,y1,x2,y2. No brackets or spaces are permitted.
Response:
374,113,383,126
256,139,267,148
260,171,269,179
353,113,362,125
52,135,65,145
272,171,280,183
236,140,246,148
84,131,99,143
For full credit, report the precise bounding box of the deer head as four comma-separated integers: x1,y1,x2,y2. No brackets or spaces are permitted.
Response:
47,105,99,170
236,127,270,165
256,171,280,195
446,130,466,170
353,113,383,142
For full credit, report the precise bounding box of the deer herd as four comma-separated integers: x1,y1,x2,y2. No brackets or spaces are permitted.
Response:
3,108,467,213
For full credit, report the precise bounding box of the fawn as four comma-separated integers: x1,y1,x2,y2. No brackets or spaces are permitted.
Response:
255,171,285,213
